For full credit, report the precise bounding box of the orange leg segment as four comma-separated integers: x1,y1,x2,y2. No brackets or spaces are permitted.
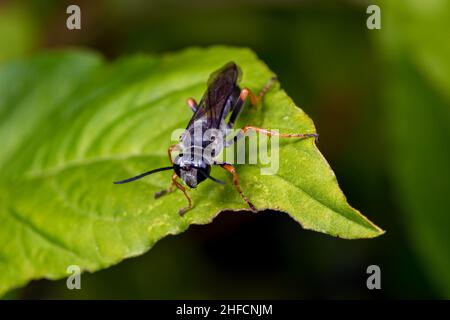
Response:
221,163,256,212
186,97,198,112
240,75,278,106
241,126,319,142
172,175,192,216
167,144,180,164
154,172,192,216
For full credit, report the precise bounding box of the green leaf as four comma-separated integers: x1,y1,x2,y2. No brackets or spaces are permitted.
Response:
0,46,383,296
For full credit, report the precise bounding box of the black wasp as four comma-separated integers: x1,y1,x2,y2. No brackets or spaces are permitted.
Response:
114,62,318,215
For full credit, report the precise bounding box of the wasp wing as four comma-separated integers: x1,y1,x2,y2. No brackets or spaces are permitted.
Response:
186,62,242,130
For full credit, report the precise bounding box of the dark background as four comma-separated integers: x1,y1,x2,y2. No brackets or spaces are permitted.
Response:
1,0,448,299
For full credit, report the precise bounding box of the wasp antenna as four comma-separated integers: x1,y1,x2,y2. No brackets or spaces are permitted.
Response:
198,169,226,185
113,166,173,184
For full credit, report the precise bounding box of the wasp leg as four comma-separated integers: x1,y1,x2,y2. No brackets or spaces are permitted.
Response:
243,75,278,106
227,76,278,130
254,75,278,104
154,145,179,198
167,144,181,165
154,173,192,215
220,163,256,212
228,126,318,147
172,176,193,216
186,98,198,112
154,175,175,198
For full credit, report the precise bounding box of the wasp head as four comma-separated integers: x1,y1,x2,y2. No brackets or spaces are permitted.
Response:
173,154,211,188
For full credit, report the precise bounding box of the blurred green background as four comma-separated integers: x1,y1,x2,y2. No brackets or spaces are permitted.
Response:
2,0,449,299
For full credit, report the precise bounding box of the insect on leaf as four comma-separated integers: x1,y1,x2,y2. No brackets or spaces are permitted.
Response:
0,46,384,296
